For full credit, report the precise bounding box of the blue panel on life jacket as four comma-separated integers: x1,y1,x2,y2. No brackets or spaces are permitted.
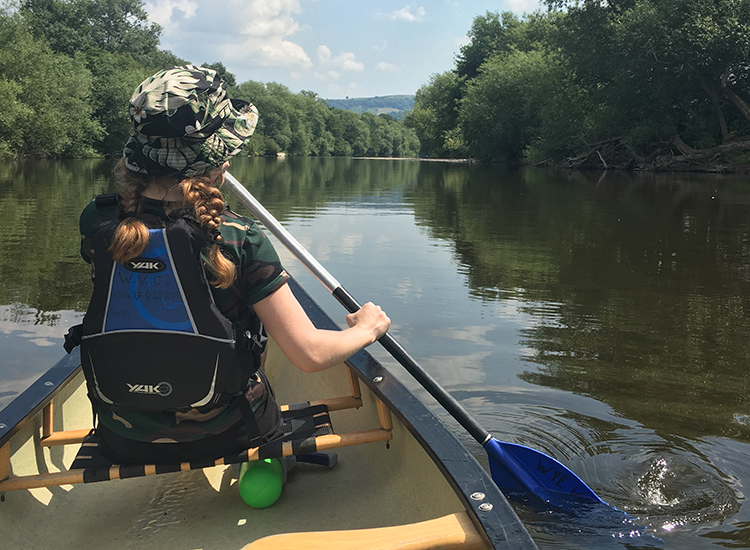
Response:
104,229,195,333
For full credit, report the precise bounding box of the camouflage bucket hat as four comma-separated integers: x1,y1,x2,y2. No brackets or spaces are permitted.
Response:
123,65,259,177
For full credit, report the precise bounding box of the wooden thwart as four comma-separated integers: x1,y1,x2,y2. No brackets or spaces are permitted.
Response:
40,428,90,448
242,511,487,550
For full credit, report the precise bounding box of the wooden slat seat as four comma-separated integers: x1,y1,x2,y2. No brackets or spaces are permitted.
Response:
0,398,392,493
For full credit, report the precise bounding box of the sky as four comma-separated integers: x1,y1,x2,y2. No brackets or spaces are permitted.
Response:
142,0,541,100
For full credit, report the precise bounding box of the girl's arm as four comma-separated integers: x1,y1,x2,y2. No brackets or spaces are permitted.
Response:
253,283,390,373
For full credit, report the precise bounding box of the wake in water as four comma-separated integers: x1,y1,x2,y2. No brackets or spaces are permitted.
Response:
458,388,743,549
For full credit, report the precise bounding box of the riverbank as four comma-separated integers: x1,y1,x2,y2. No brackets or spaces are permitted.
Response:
537,137,750,174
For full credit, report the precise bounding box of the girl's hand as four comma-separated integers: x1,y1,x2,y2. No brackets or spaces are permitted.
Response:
345,302,391,344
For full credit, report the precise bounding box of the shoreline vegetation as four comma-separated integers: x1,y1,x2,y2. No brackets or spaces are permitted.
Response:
1,1,748,175
0,1,419,162
405,2,750,174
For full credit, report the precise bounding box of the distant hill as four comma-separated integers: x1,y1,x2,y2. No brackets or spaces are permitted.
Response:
324,95,414,120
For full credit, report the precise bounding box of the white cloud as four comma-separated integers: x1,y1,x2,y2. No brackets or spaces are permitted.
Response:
377,61,398,72
315,46,364,79
312,46,363,94
317,45,332,62
144,0,198,26
389,6,426,22
227,0,312,69
504,0,541,14
148,0,313,70
333,52,364,72
250,38,312,69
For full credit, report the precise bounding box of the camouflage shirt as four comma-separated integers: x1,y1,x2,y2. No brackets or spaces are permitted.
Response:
79,196,288,443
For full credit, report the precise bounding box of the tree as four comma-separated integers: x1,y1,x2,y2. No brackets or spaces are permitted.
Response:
0,78,33,158
85,49,149,154
405,72,464,157
16,0,185,155
20,0,162,58
456,12,525,80
547,0,750,148
459,49,555,163
0,11,102,158
203,61,236,87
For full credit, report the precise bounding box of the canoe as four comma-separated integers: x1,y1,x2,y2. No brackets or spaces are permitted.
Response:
0,278,538,550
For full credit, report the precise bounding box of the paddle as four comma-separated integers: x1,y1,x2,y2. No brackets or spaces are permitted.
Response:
223,172,605,510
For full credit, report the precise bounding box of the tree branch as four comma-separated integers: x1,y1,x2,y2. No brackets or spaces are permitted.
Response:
721,74,750,122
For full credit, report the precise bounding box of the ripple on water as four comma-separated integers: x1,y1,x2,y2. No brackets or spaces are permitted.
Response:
458,389,742,548
627,448,742,534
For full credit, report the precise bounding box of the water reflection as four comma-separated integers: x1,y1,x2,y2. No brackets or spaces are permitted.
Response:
403,164,750,547
407,165,750,444
0,160,112,309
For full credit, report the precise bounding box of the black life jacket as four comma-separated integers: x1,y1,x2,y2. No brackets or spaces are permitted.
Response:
79,194,263,415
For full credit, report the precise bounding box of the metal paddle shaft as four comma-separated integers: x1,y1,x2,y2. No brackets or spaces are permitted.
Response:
223,172,607,509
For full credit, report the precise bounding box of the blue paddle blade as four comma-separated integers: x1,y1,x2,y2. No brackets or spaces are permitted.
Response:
485,438,603,507
485,439,663,546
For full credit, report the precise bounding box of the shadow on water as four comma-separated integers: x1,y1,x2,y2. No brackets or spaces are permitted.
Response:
409,165,750,444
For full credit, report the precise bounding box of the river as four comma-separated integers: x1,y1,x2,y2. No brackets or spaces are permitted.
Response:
2,157,750,549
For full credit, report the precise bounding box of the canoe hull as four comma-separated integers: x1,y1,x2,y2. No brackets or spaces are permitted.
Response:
0,279,538,550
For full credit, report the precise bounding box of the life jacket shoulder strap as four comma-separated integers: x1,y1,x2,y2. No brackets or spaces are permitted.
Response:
94,192,120,209
91,193,122,237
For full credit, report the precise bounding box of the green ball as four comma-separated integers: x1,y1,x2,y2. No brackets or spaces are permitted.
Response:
238,458,283,508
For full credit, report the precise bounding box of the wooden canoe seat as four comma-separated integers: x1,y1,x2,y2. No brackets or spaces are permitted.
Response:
0,369,393,493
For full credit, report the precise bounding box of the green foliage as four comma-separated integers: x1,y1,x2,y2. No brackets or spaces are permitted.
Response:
460,50,552,162
455,11,526,80
20,0,161,58
233,80,418,158
202,61,236,87
411,2,750,165
404,72,464,158
85,49,150,154
0,11,102,158
0,0,416,159
4,0,181,157
551,0,750,148
0,78,33,158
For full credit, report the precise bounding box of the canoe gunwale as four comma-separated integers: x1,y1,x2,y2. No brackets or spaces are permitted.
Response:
0,350,80,450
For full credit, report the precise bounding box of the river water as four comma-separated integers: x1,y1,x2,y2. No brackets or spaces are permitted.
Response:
2,157,750,548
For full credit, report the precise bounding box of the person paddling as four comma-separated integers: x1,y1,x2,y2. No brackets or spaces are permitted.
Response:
75,65,390,494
